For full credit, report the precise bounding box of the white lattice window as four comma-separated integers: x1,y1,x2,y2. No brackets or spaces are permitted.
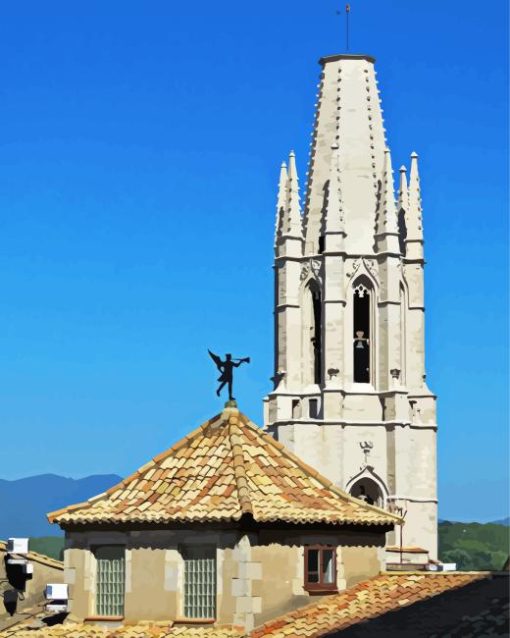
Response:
95,546,125,617
183,547,216,619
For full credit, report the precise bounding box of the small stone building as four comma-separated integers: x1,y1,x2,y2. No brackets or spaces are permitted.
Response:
48,406,399,632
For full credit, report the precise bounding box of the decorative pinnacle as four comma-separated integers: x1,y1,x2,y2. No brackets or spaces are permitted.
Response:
408,151,423,238
398,165,409,213
376,147,398,236
284,150,303,239
274,161,289,245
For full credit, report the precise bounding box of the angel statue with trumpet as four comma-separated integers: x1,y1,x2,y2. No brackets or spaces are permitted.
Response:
208,350,250,402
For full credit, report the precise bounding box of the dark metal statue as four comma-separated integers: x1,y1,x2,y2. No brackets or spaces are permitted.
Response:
208,350,250,401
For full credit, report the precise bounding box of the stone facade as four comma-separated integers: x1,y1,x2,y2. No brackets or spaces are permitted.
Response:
264,54,437,557
64,526,385,631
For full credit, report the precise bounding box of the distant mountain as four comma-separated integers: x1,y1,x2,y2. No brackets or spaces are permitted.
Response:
491,517,510,526
440,517,510,526
0,473,122,538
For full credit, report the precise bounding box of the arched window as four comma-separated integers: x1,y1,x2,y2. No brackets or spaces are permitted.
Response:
398,209,407,256
353,280,372,383
349,478,384,508
400,284,406,384
303,281,322,385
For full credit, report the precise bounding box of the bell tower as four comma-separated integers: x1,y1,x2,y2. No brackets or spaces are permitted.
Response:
264,54,438,557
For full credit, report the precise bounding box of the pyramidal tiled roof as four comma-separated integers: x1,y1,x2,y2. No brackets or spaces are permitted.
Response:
48,407,400,527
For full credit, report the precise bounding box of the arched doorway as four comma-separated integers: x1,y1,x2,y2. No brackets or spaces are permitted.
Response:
349,477,384,507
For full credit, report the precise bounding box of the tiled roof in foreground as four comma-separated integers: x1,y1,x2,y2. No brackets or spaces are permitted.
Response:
0,623,242,638
2,573,507,638
48,407,399,528
0,541,63,571
251,572,494,638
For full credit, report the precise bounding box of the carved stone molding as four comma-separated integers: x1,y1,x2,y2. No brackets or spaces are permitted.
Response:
300,258,323,286
346,257,379,283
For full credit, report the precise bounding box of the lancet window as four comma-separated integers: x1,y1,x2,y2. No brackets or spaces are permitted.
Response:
353,280,372,383
303,280,322,385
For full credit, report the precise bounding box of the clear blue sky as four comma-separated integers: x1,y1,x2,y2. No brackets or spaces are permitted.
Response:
0,1,507,522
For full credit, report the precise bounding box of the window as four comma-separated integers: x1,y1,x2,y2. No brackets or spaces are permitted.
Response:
95,546,125,617
303,281,322,386
353,282,371,383
311,287,322,384
398,209,407,256
349,478,384,508
304,546,337,592
292,399,302,418
309,398,319,419
183,547,216,619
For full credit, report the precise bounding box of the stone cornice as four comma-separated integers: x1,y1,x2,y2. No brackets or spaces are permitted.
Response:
319,53,376,66
267,418,437,431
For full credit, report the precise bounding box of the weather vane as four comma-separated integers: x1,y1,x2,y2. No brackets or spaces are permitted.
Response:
208,350,250,403
336,3,351,52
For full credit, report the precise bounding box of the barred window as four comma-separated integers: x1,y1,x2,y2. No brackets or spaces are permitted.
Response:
183,547,216,619
95,546,125,617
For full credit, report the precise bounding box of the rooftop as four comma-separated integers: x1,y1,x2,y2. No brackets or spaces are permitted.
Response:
48,407,400,528
2,573,507,638
251,572,507,638
0,622,242,638
0,541,63,571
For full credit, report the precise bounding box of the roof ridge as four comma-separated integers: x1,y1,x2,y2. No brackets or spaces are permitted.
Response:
228,412,253,516
237,413,402,525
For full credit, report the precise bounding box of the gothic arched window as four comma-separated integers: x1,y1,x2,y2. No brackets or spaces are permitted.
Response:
353,280,371,383
303,281,322,385
400,283,406,384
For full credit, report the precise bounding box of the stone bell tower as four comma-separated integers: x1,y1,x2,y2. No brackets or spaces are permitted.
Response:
263,54,438,557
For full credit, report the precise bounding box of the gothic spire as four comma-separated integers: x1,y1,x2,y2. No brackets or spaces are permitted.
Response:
303,55,386,255
274,160,288,246
283,151,303,240
322,144,345,236
398,165,409,213
407,151,423,241
375,148,399,251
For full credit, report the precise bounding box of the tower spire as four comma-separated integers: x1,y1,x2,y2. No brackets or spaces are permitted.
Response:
274,161,288,247
283,151,303,239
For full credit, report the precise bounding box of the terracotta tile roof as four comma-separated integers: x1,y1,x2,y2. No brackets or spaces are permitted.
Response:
48,408,399,528
0,623,242,638
0,541,63,571
250,572,490,638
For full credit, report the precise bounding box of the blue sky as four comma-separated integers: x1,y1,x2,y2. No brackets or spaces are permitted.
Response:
0,1,507,522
